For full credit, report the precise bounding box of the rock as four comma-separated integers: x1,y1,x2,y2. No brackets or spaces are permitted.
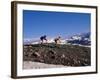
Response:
48,50,55,55
51,55,55,59
61,54,65,58
32,52,40,57
23,43,90,67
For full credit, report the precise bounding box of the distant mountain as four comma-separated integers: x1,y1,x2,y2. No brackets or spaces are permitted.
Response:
24,32,91,46
24,38,40,45
24,38,55,45
67,32,91,46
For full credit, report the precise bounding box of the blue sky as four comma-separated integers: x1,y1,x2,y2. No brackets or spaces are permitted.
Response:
23,10,90,39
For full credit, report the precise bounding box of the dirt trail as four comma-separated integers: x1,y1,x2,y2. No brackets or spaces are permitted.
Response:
23,61,66,69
